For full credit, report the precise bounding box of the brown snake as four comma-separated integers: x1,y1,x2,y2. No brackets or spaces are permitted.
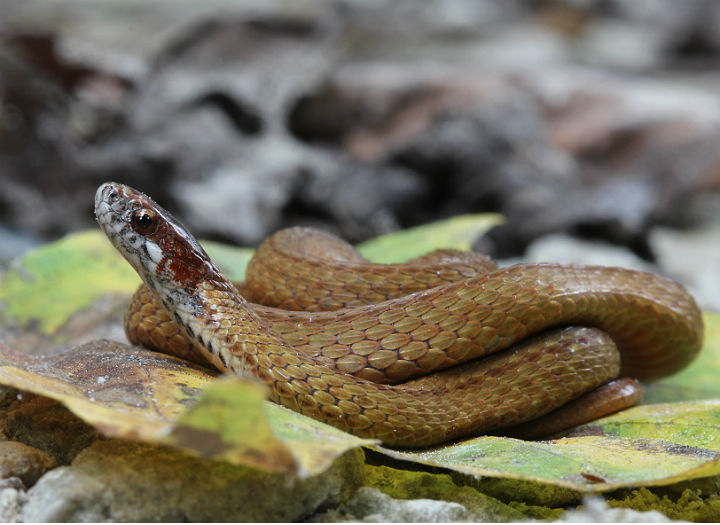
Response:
95,182,704,447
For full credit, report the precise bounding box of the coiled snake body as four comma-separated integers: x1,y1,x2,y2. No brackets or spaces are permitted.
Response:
95,182,704,447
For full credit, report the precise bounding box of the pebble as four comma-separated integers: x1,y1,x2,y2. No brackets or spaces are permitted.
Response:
0,441,56,488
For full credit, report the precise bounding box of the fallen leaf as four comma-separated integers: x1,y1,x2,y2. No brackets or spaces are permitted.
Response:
0,340,209,441
0,340,371,476
375,399,720,492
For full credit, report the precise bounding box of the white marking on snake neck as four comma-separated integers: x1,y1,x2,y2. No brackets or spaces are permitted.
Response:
145,240,164,264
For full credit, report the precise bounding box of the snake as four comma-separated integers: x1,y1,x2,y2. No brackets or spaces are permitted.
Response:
95,182,704,448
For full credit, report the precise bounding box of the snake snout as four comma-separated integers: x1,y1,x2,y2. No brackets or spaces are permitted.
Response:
95,182,122,211
94,183,118,223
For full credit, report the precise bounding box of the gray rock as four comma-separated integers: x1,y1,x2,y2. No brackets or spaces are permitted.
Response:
651,222,720,312
0,478,27,523
560,496,679,523
170,136,306,245
311,486,468,523
291,150,430,242
512,233,656,272
0,441,57,488
311,483,529,523
504,223,718,316
608,0,718,59
23,439,364,522
0,226,38,270
576,19,665,69
359,464,530,521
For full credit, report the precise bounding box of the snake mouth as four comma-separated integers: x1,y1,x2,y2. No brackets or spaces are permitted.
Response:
95,182,112,207
95,182,153,274
94,184,108,219
95,183,119,234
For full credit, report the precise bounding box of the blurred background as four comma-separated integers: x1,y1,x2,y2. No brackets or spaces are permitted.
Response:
1,0,719,308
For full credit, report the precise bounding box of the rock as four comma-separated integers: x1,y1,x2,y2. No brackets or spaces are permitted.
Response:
288,151,431,242
0,226,38,268
0,478,26,523
0,441,56,488
607,0,720,61
169,135,306,245
560,496,676,523
127,15,336,132
362,464,528,522
311,486,468,523
312,481,531,522
23,439,364,522
510,233,656,272
291,59,720,256
576,19,665,69
650,221,720,312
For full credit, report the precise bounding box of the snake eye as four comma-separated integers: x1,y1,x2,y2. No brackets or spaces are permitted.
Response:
131,209,158,235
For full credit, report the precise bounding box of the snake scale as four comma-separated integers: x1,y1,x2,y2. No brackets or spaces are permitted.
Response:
95,182,704,447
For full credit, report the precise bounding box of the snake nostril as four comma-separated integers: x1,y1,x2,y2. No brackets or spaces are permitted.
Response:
107,188,119,203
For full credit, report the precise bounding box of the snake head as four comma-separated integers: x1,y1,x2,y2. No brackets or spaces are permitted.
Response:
95,182,225,292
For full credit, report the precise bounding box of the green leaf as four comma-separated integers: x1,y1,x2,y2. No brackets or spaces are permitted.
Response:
574,400,720,451
376,401,720,492
643,312,720,403
357,214,503,263
0,231,139,334
0,232,254,335
201,241,255,282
